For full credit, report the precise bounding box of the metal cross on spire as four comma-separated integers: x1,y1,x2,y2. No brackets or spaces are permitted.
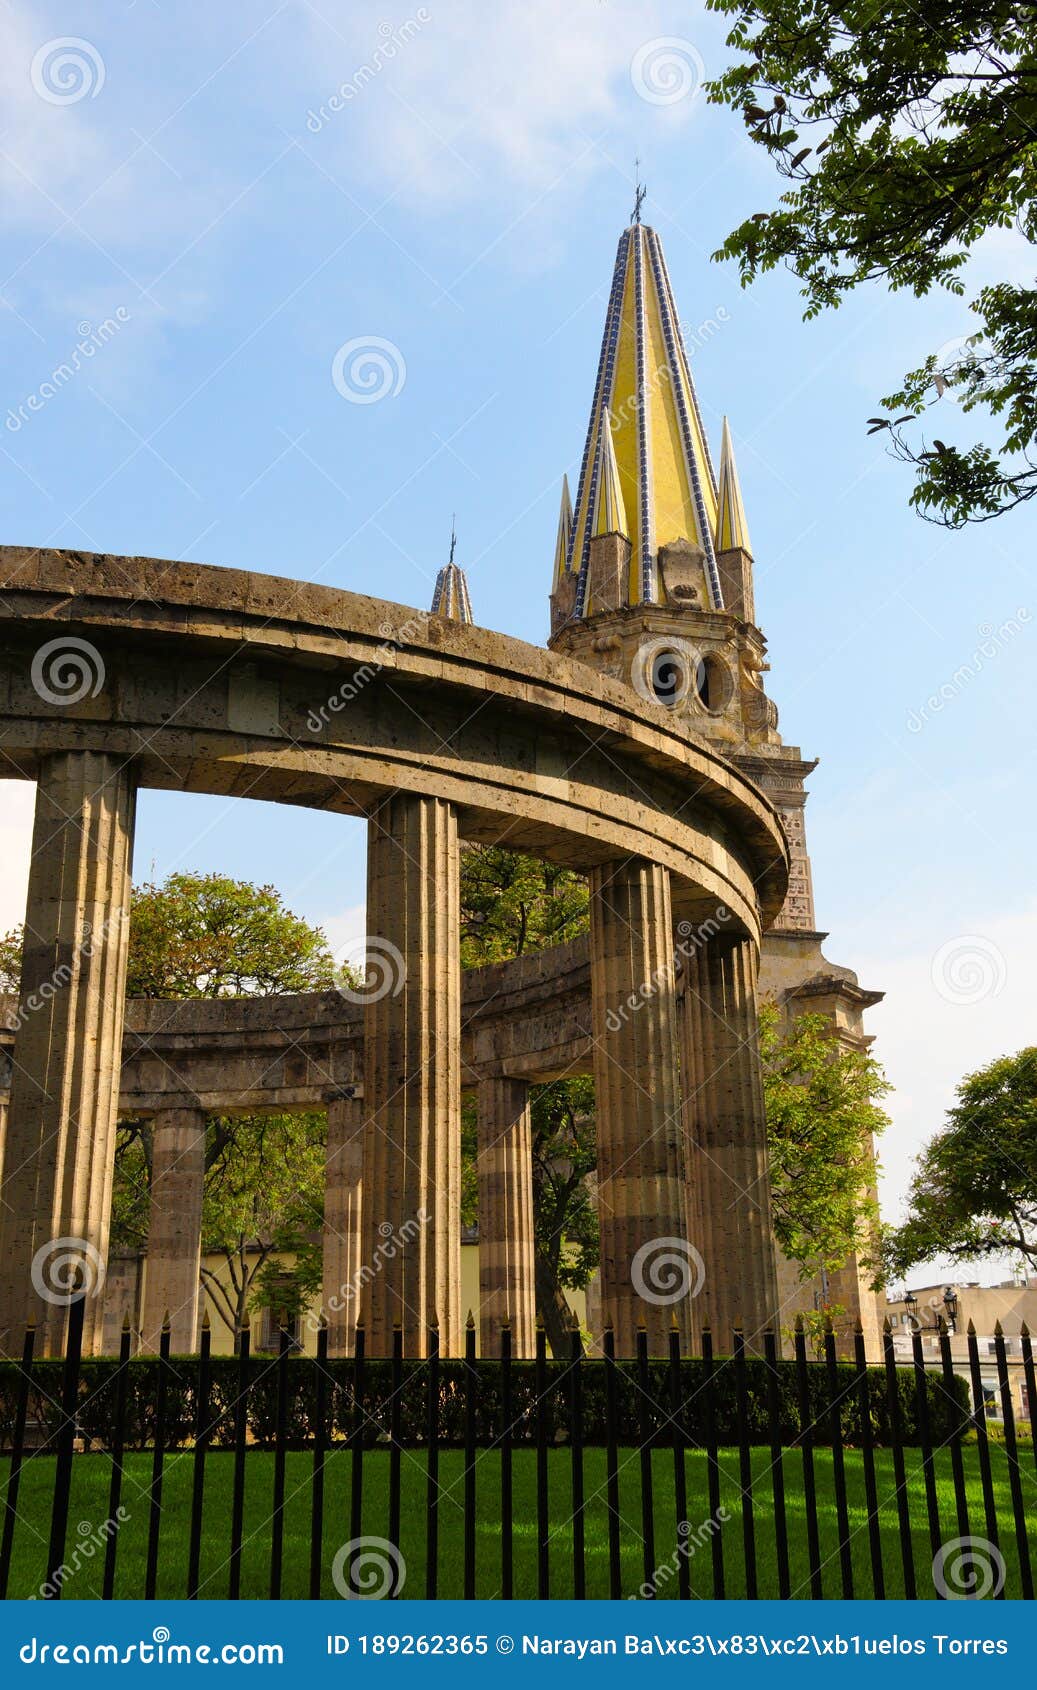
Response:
449,514,457,565
631,160,647,225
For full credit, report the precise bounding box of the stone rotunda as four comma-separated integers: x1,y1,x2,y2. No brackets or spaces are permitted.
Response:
0,216,882,1364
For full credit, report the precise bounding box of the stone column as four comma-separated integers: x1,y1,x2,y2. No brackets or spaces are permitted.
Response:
322,1092,365,1356
0,752,135,1356
682,932,779,1352
589,858,688,1357
140,1106,207,1353
360,794,461,1356
476,1075,536,1359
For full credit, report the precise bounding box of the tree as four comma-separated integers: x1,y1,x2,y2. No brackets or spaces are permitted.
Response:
884,1047,1037,1276
127,871,335,997
459,844,588,967
707,1,1037,525
530,1077,599,1357
760,1003,890,1282
0,872,337,1000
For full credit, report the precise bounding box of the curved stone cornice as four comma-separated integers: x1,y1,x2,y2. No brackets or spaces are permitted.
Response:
0,546,788,937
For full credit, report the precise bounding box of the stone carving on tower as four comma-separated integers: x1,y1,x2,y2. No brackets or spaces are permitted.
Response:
549,215,885,1350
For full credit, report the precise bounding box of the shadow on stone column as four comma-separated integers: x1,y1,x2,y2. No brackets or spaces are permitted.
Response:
682,930,779,1353
140,1105,207,1353
0,752,135,1357
476,1075,536,1359
322,1090,365,1356
589,858,689,1358
360,793,461,1357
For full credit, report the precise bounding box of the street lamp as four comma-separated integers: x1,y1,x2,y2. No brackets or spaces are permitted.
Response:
943,1286,959,1332
903,1289,918,1331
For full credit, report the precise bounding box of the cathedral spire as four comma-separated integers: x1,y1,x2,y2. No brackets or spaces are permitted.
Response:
559,222,723,618
431,524,474,624
552,474,573,591
716,416,752,557
590,407,628,538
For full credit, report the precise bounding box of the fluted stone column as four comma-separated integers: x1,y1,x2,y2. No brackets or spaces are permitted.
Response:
360,794,461,1356
682,932,779,1351
322,1092,365,1356
0,752,135,1356
140,1106,206,1353
476,1075,536,1359
589,859,688,1357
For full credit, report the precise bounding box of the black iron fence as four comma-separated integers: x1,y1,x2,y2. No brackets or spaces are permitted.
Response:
0,1292,1034,1601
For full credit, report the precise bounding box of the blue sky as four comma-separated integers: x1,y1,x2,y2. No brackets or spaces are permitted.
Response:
1,0,1033,1274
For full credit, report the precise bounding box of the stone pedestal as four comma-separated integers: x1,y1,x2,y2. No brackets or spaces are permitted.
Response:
140,1106,206,1353
322,1092,365,1356
360,794,461,1356
476,1075,536,1359
589,859,687,1357
681,933,779,1351
0,752,135,1356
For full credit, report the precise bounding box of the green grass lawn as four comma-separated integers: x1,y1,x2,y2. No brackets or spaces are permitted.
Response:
2,1445,1034,1600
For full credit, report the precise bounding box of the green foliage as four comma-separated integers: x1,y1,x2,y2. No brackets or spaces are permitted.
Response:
884,1047,1037,1275
459,844,588,967
126,871,335,997
761,1004,889,1281
0,927,21,993
707,0,1037,524
0,1353,969,1452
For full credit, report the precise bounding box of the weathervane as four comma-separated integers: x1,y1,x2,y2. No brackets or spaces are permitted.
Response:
631,159,647,225
448,515,457,566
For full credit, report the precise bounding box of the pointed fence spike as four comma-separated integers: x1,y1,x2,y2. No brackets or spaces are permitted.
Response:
122,1311,131,1331
1022,1321,1030,1339
994,1318,1004,1336
201,1309,210,1330
882,1315,892,1332
162,1310,171,1331
466,1309,475,1330
795,1314,805,1332
967,1318,976,1335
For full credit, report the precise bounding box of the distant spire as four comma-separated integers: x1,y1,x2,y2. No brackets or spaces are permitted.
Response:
552,474,573,590
590,407,628,538
716,416,752,556
431,523,474,624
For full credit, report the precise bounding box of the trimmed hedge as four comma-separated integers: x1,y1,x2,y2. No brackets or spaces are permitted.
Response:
0,1354,970,1453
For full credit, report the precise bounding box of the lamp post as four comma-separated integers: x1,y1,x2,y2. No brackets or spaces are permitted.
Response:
903,1289,918,1333
943,1285,959,1333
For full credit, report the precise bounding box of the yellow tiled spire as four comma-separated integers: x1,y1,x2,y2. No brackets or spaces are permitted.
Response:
559,222,723,615
589,407,628,538
552,474,573,590
716,416,752,556
431,523,474,623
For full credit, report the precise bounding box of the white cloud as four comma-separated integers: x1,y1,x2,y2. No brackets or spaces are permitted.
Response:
854,901,1037,1279
293,0,689,204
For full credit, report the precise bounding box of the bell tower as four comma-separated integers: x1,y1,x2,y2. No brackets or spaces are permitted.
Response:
549,215,885,1351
